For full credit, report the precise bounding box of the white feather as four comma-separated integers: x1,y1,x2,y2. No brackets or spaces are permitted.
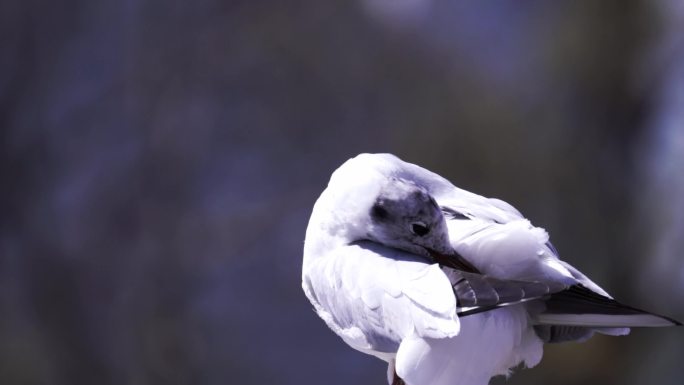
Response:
395,307,542,385
303,242,459,360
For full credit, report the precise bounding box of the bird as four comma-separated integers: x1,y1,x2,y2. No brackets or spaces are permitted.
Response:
301,153,680,385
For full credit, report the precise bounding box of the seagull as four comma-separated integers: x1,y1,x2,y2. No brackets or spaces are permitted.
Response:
302,153,680,385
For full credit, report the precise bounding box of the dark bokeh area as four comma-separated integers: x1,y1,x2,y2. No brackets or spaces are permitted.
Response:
1,1,683,385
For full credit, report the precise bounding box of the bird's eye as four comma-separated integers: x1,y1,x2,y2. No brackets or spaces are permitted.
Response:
410,222,430,236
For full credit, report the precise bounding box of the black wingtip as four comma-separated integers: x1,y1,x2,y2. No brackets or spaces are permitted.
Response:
648,313,682,327
542,284,682,327
626,305,682,327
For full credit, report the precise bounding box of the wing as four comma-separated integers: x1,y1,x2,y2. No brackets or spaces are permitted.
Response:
442,267,679,324
436,204,680,341
443,268,567,316
302,241,459,357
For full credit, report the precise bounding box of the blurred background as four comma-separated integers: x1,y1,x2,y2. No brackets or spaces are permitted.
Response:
1,1,683,384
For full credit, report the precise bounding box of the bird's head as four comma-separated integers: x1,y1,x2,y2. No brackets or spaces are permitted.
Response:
365,177,453,259
305,154,478,273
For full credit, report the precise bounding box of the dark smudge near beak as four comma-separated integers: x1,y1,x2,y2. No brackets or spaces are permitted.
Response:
428,248,480,274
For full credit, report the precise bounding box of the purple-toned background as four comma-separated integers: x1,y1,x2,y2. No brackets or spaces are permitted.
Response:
2,1,683,385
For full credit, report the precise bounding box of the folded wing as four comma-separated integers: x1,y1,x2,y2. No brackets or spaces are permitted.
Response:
443,269,566,315
440,267,679,329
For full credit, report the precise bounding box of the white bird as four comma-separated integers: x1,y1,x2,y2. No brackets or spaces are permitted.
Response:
302,153,680,385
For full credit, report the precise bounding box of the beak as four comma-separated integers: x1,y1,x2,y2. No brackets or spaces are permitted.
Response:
427,248,480,274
